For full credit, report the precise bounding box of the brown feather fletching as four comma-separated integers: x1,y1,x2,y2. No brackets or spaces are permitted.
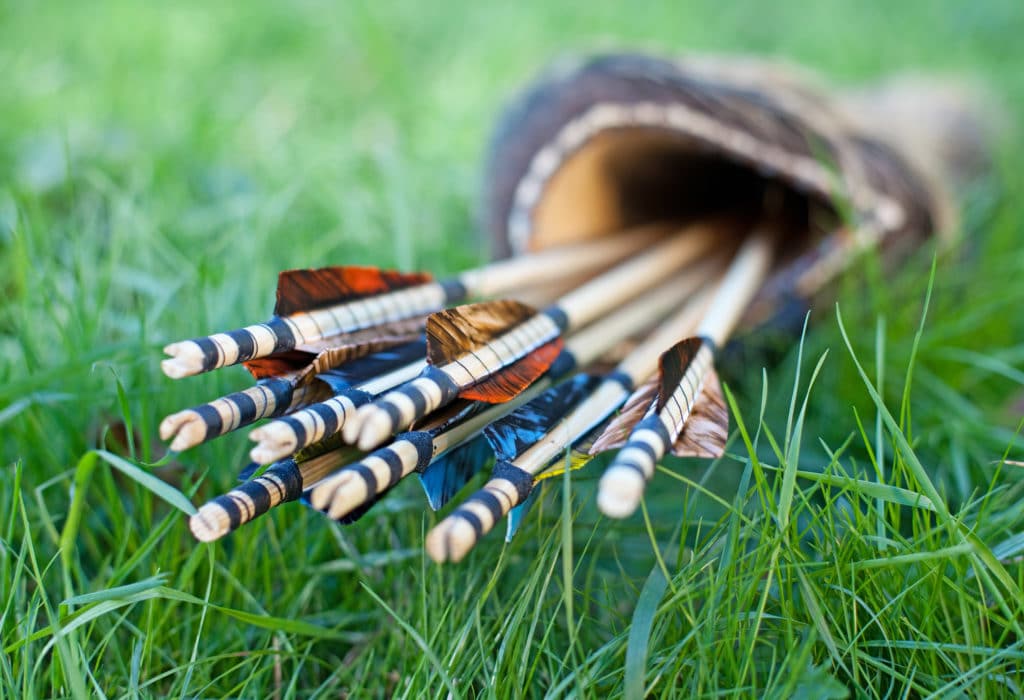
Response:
459,337,563,403
589,377,657,454
670,369,728,459
274,266,433,316
656,337,706,412
425,300,538,366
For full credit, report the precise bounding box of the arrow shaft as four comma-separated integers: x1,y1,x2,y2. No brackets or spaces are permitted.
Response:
355,222,731,450
488,276,716,476
162,284,452,379
352,311,564,448
424,277,717,562
312,263,721,518
248,359,425,464
462,223,670,295
604,341,714,486
552,219,722,328
188,447,359,542
599,226,777,517
694,230,776,346
160,375,311,452
163,226,668,379
312,389,542,517
438,313,564,388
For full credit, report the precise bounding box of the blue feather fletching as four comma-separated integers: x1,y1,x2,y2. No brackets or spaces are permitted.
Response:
418,435,492,510
316,337,426,392
505,487,540,542
483,374,600,462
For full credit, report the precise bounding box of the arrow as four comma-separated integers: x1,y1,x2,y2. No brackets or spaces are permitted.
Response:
189,443,363,542
349,221,726,451
588,363,729,461
421,231,753,562
159,339,426,452
479,373,602,542
303,262,719,522
161,227,668,378
597,227,775,518
247,356,426,465
186,247,724,541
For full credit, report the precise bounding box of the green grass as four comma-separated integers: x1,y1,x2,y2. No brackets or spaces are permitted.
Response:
3,0,1024,696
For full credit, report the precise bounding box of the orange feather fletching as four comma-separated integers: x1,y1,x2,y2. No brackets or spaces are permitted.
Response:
426,300,563,403
243,352,315,379
459,338,563,403
274,266,433,316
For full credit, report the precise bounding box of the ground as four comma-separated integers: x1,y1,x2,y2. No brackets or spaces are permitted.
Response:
2,0,1024,697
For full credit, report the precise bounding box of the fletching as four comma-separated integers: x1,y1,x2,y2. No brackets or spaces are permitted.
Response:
274,266,432,316
458,337,564,403
315,338,428,392
670,369,728,458
418,435,492,510
295,316,427,357
537,419,613,481
243,353,317,380
655,337,708,412
541,449,596,480
483,374,601,461
425,300,537,365
589,378,658,454
589,370,727,459
353,302,566,449
506,487,541,541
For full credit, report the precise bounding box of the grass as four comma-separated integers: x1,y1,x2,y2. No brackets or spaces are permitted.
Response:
3,0,1024,696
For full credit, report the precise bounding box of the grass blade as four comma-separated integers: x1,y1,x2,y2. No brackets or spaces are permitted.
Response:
623,563,669,700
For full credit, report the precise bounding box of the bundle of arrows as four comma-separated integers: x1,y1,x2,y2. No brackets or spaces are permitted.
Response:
159,53,989,563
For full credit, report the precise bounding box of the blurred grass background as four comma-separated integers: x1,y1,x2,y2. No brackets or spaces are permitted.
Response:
2,0,1024,696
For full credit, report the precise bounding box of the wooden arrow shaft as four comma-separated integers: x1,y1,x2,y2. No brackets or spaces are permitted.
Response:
310,387,542,517
602,342,714,487
479,271,718,478
161,284,450,379
551,219,723,329
352,311,563,449
355,223,729,449
461,223,670,296
423,275,718,563
248,359,424,464
188,447,360,542
599,226,777,517
163,225,668,379
694,228,776,346
312,262,721,518
160,376,327,452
